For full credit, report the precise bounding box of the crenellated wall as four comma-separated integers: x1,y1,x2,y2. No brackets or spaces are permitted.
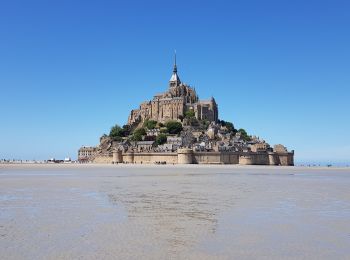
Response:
130,152,178,164
239,153,269,165
94,150,294,166
193,152,239,164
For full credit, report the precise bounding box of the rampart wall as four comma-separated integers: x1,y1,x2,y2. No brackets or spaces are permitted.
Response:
93,150,294,166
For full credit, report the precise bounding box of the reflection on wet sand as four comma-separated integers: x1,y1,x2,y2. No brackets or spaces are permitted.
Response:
0,164,350,259
105,176,249,252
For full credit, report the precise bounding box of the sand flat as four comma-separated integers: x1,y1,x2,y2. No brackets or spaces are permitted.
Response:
0,164,349,259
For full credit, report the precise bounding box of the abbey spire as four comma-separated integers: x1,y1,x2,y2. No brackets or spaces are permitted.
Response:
173,50,177,72
169,52,181,86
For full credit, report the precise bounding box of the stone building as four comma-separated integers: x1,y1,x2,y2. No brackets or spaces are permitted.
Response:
78,146,97,162
128,55,218,127
135,141,154,152
146,129,160,137
250,143,271,152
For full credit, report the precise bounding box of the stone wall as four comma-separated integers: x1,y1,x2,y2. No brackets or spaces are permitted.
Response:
123,152,178,164
238,152,294,166
221,153,240,164
93,155,113,164
112,151,123,163
277,152,294,166
93,150,294,166
178,149,193,164
239,152,295,166
193,152,239,164
238,154,254,165
268,152,279,165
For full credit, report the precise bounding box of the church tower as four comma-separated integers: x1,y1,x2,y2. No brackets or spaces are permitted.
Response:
169,52,181,88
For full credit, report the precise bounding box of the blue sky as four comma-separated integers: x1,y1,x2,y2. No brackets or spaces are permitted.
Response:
0,0,349,164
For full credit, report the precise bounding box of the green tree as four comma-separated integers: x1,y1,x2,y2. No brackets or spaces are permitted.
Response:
155,133,167,146
143,119,157,129
238,128,251,141
160,127,168,133
220,120,237,134
131,132,143,141
122,125,131,136
133,127,146,136
225,122,236,133
165,120,183,135
185,110,195,118
130,127,146,141
109,124,124,140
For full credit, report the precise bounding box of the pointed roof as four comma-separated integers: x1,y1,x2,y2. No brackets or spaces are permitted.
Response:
169,51,181,85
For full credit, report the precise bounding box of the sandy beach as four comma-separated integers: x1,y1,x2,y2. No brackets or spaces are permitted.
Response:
1,164,349,259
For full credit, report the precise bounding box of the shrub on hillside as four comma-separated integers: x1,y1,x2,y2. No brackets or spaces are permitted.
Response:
165,121,183,135
155,133,167,146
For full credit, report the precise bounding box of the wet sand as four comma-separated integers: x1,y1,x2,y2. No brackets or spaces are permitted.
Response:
1,164,349,259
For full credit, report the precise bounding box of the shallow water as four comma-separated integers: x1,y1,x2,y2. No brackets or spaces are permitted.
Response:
0,164,349,259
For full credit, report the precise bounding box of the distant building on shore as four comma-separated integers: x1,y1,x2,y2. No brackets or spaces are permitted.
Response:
78,146,96,163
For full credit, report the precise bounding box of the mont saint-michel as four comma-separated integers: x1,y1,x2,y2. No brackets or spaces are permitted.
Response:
78,57,294,165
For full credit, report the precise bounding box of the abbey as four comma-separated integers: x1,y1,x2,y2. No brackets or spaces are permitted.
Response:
78,55,294,166
128,56,218,127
